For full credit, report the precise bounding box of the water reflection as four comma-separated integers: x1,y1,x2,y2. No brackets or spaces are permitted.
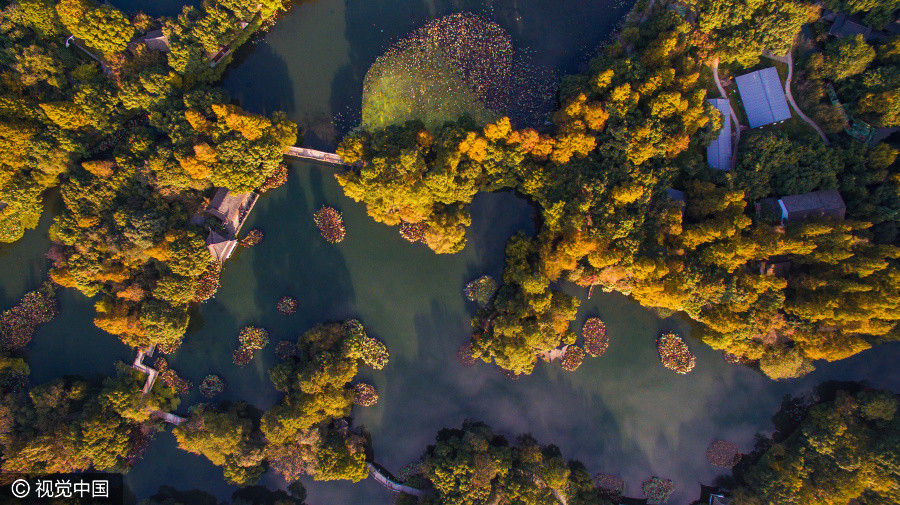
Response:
2,2,897,505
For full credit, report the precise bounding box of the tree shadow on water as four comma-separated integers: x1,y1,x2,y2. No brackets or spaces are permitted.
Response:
249,163,357,335
224,40,297,117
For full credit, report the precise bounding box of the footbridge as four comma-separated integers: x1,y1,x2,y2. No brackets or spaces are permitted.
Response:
131,345,186,426
284,146,361,167
367,462,426,497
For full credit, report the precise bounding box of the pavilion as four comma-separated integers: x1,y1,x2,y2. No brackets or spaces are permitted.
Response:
207,230,238,262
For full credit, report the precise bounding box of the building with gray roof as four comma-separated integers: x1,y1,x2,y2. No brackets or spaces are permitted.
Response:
777,189,846,224
828,13,873,39
706,98,733,170
736,67,792,128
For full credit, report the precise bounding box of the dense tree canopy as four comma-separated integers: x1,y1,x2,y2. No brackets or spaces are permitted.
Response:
403,421,612,505
174,320,386,485
687,0,818,66
338,4,900,379
731,388,899,505
0,0,297,352
0,367,179,475
823,0,900,29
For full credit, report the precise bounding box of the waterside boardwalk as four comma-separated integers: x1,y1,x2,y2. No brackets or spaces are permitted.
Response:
132,345,159,394
367,463,426,497
131,346,186,425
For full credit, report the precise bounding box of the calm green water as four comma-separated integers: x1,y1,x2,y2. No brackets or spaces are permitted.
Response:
1,1,898,504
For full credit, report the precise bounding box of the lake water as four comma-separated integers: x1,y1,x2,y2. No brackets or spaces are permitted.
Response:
1,1,898,504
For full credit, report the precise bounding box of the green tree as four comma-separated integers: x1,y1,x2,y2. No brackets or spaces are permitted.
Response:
733,388,899,505
825,34,876,81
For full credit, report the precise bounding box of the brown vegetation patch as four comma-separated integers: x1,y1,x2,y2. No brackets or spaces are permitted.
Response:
258,163,289,192
582,317,609,357
233,326,269,366
595,473,624,497
400,221,428,242
457,342,476,366
657,333,696,374
464,275,498,306
276,296,299,315
706,440,742,468
313,206,346,243
153,357,192,395
193,262,222,302
353,383,379,406
641,476,675,504
240,228,264,248
0,281,58,349
199,375,224,397
561,345,585,371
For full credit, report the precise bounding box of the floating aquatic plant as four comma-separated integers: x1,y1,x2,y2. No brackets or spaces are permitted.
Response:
400,221,428,243
313,206,346,243
561,345,585,372
240,228,264,248
276,296,299,315
657,333,696,374
199,374,224,397
641,476,675,504
193,262,222,303
706,440,742,468
153,357,192,395
233,326,269,366
0,281,58,349
464,275,498,306
353,383,379,407
582,317,609,357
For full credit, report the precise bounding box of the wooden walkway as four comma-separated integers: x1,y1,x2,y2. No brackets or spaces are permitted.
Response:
367,463,426,497
131,345,186,425
66,36,111,76
151,410,186,425
132,345,159,394
284,146,355,167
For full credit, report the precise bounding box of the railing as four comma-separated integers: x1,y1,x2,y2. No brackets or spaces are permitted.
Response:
283,146,350,166
367,463,426,497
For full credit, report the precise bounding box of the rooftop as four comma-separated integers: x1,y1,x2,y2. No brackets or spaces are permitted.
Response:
706,98,733,170
829,14,873,39
207,230,238,262
736,67,791,128
207,187,256,236
778,189,846,223
141,30,170,52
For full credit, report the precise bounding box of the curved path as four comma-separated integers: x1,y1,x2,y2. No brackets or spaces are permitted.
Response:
768,52,830,145
66,36,111,76
710,57,742,167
